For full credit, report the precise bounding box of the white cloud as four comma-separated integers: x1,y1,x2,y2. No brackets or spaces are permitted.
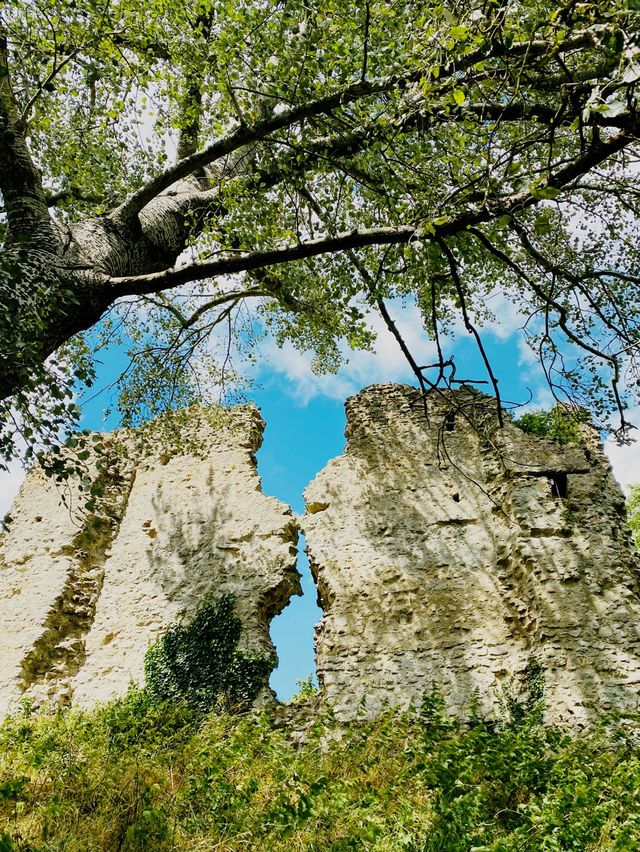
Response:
606,439,640,492
478,290,526,341
255,292,530,406
256,294,640,498
605,406,640,491
257,301,440,404
516,334,539,367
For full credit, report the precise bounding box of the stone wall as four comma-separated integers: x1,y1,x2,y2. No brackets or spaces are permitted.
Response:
3,386,640,728
302,384,640,727
0,406,300,714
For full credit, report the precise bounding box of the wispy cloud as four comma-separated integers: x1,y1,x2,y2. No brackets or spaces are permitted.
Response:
605,406,640,492
2,293,638,516
606,439,640,492
257,301,441,404
255,293,529,404
479,290,527,342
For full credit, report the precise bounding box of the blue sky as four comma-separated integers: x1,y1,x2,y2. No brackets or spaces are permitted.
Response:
2,297,640,700
247,302,577,698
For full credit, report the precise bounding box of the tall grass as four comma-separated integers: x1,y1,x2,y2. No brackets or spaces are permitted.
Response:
0,690,639,851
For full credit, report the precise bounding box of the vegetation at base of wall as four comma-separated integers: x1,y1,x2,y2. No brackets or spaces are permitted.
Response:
1,691,640,851
144,594,271,712
511,408,586,444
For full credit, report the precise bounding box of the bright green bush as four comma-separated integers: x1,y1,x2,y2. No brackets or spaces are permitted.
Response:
144,593,271,712
512,407,586,444
288,674,319,705
1,694,640,851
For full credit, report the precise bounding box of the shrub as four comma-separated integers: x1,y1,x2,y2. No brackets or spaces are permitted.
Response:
512,407,585,444
627,485,640,550
1,701,640,851
288,674,319,704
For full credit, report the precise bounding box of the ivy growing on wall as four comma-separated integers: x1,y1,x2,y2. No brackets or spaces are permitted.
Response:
503,660,545,727
627,486,640,551
144,594,271,712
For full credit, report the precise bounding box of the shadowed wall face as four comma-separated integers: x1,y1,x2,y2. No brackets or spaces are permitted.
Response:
302,384,640,727
0,407,301,715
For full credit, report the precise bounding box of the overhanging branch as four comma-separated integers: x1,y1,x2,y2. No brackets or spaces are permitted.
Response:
109,226,418,295
107,121,639,301
113,31,595,224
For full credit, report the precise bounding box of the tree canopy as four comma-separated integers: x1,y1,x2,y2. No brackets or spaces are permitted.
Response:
2,0,640,472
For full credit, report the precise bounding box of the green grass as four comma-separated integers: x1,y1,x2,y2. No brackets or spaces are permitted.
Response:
1,690,640,851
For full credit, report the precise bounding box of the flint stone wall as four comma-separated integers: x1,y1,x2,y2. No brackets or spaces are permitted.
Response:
0,407,300,715
302,384,640,727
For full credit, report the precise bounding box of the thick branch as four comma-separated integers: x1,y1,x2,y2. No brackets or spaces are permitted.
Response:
109,226,418,294
175,9,215,161
114,31,595,223
108,120,639,299
0,186,105,214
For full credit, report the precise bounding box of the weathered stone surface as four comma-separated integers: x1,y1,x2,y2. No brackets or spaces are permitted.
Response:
4,385,640,728
0,447,133,715
302,384,640,727
0,407,300,714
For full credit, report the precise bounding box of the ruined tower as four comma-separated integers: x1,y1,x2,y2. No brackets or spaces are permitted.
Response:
302,385,640,727
1,386,640,728
0,406,300,715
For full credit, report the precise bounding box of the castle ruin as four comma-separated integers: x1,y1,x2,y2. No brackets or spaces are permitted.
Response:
1,384,640,727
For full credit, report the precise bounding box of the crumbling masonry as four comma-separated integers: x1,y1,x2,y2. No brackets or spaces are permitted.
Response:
303,385,640,726
2,385,640,727
0,407,300,715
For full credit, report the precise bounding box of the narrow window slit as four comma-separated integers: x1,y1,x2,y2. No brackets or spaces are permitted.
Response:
547,472,568,498
445,410,456,432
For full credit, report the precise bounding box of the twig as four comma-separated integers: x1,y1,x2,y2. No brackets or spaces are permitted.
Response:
437,237,505,426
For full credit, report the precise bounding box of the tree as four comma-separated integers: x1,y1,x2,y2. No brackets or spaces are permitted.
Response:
2,0,640,471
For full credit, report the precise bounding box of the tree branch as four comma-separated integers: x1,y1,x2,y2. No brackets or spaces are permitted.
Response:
20,47,81,127
109,226,418,294
175,9,215,162
145,287,269,329
106,116,639,302
113,31,596,223
436,237,504,426
469,223,630,430
504,221,636,344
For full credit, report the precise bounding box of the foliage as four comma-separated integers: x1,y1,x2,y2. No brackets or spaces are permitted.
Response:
144,594,271,712
287,674,320,705
3,0,640,472
1,695,640,850
502,659,545,727
512,407,587,444
626,484,640,549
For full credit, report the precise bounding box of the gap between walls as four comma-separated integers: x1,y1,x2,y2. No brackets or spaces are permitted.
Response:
251,389,346,701
269,535,321,701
